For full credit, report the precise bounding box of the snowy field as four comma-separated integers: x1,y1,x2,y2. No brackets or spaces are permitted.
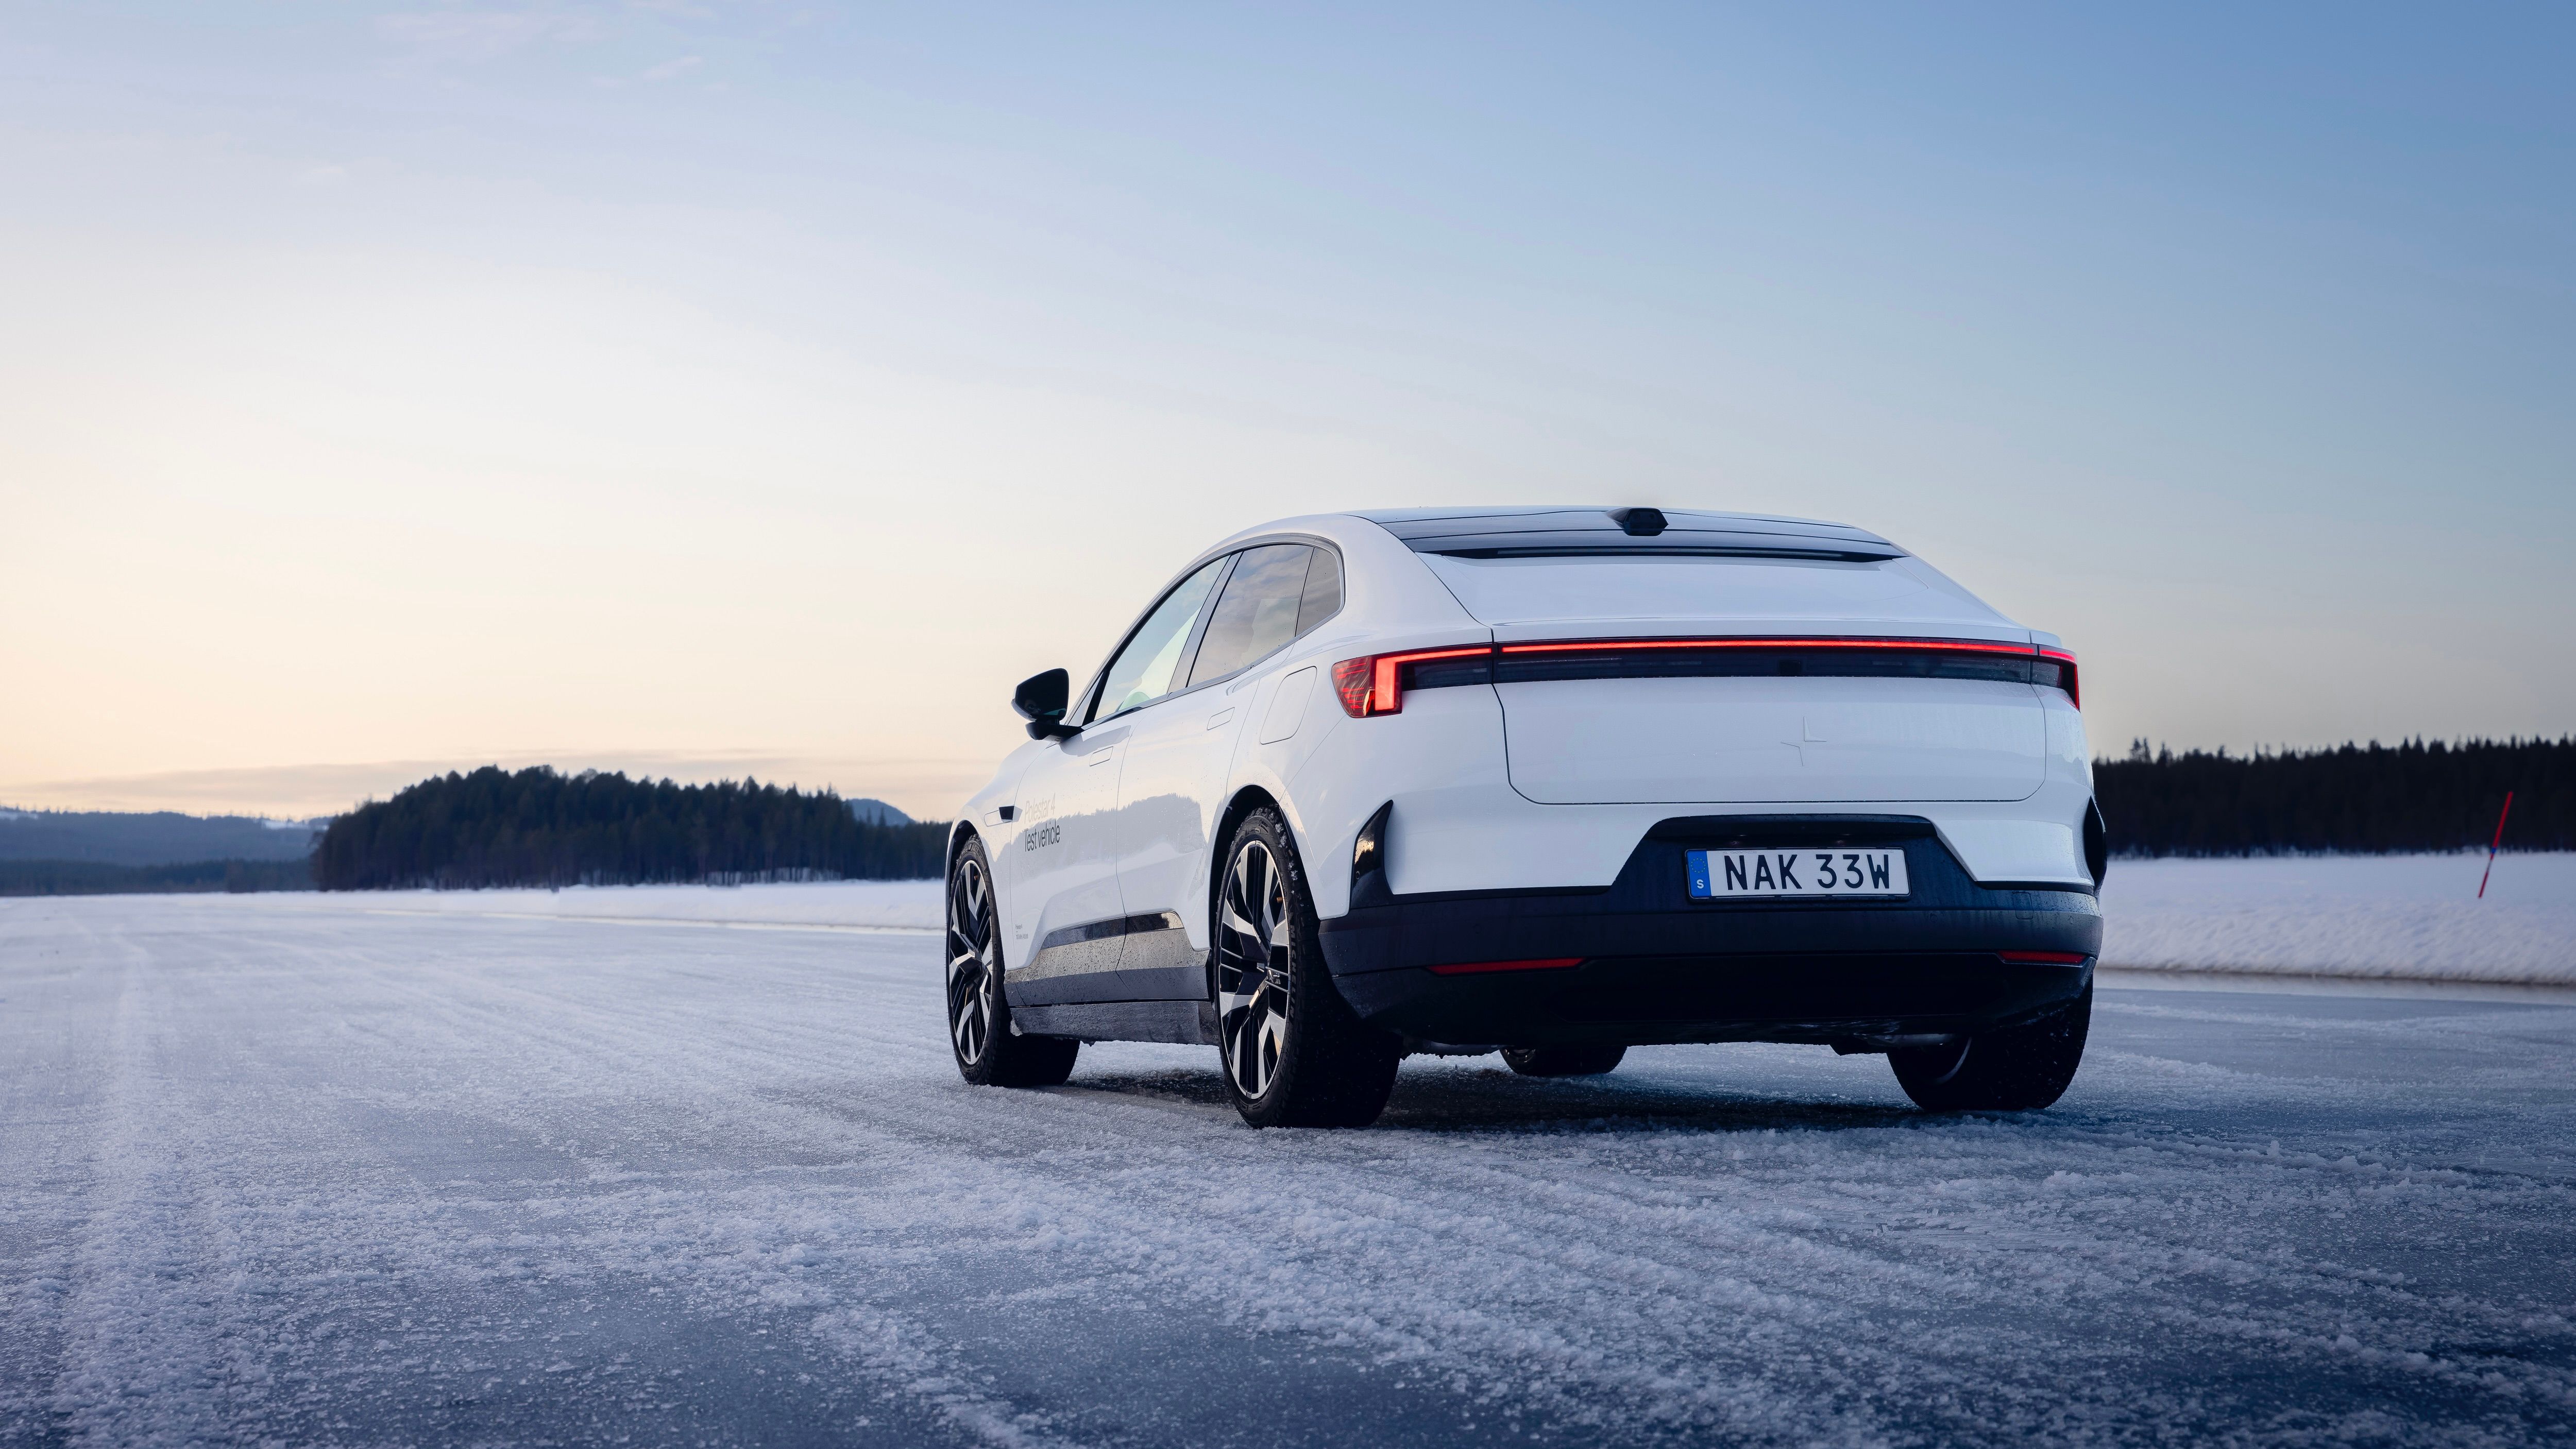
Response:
304,877,948,931
2103,852,2576,986
4,893,2573,1446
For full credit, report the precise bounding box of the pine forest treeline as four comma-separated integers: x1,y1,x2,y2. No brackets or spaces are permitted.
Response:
2096,737,2570,858
0,858,316,897
259,739,2576,891
313,767,945,890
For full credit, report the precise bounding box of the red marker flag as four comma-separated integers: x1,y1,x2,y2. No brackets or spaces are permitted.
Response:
2477,791,2514,900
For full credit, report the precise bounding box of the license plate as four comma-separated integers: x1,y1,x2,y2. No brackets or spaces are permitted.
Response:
1685,848,1908,899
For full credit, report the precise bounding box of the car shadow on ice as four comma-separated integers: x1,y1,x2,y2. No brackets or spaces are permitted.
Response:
1380,1065,1922,1134
1056,1062,1926,1135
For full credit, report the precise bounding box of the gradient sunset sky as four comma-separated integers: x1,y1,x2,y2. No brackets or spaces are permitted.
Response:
4,3,2569,819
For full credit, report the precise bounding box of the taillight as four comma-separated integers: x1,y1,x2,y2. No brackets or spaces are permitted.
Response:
1492,636,2037,657
1998,950,2089,965
1426,957,1584,976
1332,637,2077,712
2038,648,2079,709
1331,647,1492,717
1329,657,1378,715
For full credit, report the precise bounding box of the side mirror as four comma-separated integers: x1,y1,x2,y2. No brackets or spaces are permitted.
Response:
1011,668,1077,740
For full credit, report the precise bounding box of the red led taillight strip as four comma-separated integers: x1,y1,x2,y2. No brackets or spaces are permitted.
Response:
1500,635,2037,656
1425,957,1585,976
1332,637,2078,716
1331,646,1492,717
1998,950,2090,965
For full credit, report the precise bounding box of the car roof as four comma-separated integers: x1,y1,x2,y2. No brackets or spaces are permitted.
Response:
1351,506,1903,561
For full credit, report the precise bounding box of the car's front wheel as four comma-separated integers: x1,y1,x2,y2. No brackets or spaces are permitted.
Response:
946,837,1078,1088
1214,808,1401,1128
1888,984,2090,1111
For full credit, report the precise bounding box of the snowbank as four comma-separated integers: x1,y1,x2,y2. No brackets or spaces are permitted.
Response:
2100,851,2575,985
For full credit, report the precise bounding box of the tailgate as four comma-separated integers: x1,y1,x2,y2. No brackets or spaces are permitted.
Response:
1499,672,2046,805
1414,551,2052,806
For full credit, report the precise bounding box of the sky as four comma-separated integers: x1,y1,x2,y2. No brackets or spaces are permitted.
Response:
3,2,2570,820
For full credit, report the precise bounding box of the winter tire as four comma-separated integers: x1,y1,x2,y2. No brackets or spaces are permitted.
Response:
1214,807,1401,1128
946,836,1078,1088
1890,984,2090,1112
1501,1044,1628,1078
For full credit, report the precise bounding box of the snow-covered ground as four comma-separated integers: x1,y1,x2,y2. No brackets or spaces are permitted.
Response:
250,846,2576,987
3,894,2571,1446
2103,851,2576,985
302,877,948,930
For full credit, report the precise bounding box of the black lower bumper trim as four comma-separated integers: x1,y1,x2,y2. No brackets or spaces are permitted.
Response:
1333,951,2091,1048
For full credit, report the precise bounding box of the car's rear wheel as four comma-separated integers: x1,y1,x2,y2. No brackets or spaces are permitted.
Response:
946,837,1078,1088
1214,808,1401,1128
1501,1045,1628,1078
1889,984,2090,1111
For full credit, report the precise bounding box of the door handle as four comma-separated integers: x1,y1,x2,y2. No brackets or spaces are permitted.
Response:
1206,708,1235,730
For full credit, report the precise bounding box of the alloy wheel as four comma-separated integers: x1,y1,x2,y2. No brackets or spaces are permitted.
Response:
946,854,999,1066
1216,838,1291,1100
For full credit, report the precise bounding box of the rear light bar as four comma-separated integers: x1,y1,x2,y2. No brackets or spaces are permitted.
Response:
1331,647,1491,717
1425,957,1585,976
2038,647,2079,709
1331,637,2078,715
1495,636,2038,656
1997,950,2090,965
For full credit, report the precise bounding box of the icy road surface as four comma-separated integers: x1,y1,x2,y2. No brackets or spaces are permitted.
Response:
4,894,2572,1447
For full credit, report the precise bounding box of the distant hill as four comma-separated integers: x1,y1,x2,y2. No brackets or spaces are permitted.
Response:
845,797,912,826
315,766,946,890
0,810,326,866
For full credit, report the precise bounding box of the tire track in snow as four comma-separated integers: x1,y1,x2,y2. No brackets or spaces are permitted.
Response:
43,928,245,1447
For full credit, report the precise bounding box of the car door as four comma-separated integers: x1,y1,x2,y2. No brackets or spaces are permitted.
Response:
1002,555,1228,1007
998,720,1127,1006
1109,543,1339,998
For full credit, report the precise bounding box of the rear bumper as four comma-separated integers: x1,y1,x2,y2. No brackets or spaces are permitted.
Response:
1331,951,2092,1049
1317,814,2099,1048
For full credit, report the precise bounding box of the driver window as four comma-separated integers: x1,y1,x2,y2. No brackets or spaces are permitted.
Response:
1089,557,1228,723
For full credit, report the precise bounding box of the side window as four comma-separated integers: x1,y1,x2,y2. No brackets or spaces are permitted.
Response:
1296,547,1342,634
1091,557,1227,722
1189,544,1315,687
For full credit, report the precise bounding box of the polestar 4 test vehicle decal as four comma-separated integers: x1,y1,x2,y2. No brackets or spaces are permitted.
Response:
945,507,2106,1126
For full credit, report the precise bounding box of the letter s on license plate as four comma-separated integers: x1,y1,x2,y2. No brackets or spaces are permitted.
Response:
1685,848,1909,899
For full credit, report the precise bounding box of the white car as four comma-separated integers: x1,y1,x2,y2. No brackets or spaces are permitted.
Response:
945,507,2104,1127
